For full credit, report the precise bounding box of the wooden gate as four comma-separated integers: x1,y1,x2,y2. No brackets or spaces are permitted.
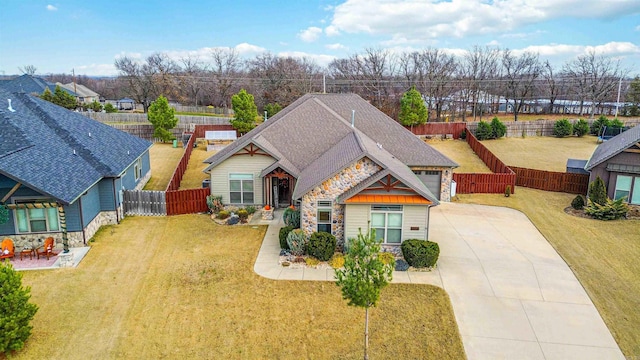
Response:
123,190,166,216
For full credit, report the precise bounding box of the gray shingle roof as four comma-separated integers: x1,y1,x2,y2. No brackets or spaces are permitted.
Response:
0,89,152,204
1,74,76,96
203,93,453,204
585,125,640,170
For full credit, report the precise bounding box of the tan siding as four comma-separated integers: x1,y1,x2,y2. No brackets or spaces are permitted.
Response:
209,154,275,204
402,205,429,240
345,204,370,241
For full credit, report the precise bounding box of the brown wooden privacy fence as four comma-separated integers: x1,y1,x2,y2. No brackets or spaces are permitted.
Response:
408,122,467,139
452,131,516,194
166,131,196,191
166,188,210,215
510,166,589,194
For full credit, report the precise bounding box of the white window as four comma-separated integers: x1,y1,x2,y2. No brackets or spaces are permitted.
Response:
14,201,60,234
317,201,332,233
614,175,631,201
134,158,143,180
229,174,254,204
371,205,403,244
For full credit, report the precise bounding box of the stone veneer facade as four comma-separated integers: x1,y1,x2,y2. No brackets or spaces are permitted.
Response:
301,158,381,248
410,166,454,202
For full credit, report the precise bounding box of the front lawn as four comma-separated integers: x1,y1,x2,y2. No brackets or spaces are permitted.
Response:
18,216,465,359
456,188,640,358
480,136,599,172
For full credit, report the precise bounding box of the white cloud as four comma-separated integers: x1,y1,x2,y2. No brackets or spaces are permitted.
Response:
635,25,640,31
325,25,340,37
298,27,323,42
277,51,336,67
75,63,117,76
326,43,347,50
517,41,640,58
326,0,640,44
235,42,266,55
46,4,57,11
486,40,501,46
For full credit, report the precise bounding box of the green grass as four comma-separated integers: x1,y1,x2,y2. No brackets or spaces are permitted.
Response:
481,135,599,172
18,216,465,359
455,189,640,358
143,143,184,190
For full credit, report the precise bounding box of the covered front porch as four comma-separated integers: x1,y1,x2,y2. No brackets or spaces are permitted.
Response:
262,167,297,208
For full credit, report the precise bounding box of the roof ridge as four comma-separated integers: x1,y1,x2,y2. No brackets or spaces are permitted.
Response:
311,97,353,127
20,93,112,175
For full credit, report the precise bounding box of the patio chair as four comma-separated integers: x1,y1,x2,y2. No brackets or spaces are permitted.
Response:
1,238,15,260
37,237,57,260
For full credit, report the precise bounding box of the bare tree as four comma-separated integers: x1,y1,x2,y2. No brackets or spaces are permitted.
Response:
18,65,37,76
178,56,206,106
209,48,243,113
248,53,322,110
460,46,501,121
563,51,627,118
114,53,179,112
501,49,541,121
540,61,568,114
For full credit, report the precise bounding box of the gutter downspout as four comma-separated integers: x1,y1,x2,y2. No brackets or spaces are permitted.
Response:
112,178,120,224
78,197,86,245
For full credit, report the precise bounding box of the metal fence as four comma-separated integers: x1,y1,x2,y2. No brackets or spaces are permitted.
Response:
123,190,166,216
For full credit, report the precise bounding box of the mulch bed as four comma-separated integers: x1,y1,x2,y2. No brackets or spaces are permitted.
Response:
564,206,640,220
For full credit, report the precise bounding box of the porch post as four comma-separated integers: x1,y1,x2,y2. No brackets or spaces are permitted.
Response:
57,204,70,253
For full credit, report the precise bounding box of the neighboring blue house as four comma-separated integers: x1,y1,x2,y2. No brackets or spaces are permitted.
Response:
0,87,152,251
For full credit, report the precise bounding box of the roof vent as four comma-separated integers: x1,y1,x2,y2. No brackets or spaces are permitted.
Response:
127,150,130,155
73,149,76,155
376,142,383,150
351,110,355,127
7,99,15,112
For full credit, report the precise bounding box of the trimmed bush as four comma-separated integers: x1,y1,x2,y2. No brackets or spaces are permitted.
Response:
378,252,395,266
0,262,39,355
244,205,256,215
490,117,506,138
217,210,230,219
394,259,409,271
279,226,294,250
573,119,589,137
328,253,345,269
610,118,624,128
307,232,336,261
588,176,607,206
553,118,573,138
237,209,249,222
401,239,440,268
286,229,307,256
283,207,300,228
459,129,467,140
590,115,610,135
505,185,511,197
571,195,585,210
206,195,223,214
475,121,493,140
585,198,629,220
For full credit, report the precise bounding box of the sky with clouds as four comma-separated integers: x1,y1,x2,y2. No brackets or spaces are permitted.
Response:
1,0,639,76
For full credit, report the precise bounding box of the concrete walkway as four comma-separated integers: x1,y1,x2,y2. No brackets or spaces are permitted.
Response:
253,203,624,359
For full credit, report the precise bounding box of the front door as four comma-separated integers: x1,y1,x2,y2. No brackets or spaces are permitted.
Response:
277,177,290,207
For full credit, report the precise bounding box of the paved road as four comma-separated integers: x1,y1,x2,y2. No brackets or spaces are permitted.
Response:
254,203,624,359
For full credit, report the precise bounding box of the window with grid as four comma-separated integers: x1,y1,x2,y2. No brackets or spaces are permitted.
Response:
229,174,254,204
14,200,60,233
370,205,403,244
317,200,332,233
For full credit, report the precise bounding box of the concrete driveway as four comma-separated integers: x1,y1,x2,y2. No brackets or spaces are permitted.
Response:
428,203,623,359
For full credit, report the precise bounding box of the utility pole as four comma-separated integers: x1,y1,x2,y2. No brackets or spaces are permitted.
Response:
615,77,622,118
